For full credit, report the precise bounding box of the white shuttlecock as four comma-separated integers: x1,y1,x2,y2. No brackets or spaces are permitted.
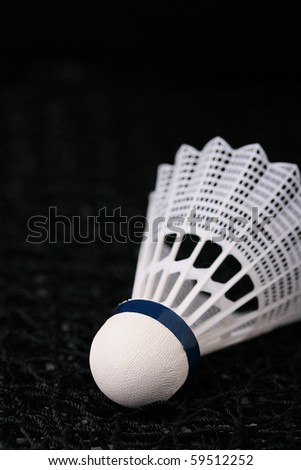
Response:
90,137,301,407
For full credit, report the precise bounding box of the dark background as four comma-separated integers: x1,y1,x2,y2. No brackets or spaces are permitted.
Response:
1,2,301,449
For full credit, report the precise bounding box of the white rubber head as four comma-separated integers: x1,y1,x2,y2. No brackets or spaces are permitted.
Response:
89,312,189,407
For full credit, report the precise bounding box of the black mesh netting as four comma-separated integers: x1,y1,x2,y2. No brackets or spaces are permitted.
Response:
1,63,301,449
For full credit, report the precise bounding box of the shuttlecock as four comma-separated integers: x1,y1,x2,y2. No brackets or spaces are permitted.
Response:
90,137,301,407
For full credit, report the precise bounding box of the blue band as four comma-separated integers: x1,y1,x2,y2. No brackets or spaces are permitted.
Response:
112,299,201,378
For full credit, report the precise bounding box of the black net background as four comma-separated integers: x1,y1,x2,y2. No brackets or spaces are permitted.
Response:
1,63,301,450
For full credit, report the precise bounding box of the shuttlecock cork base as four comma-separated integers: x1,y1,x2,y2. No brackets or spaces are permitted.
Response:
90,137,301,408
90,299,201,408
